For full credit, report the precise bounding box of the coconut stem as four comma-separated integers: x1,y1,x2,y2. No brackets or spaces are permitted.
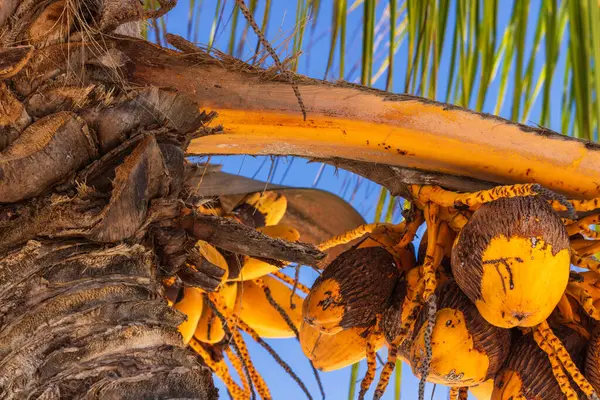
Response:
394,210,424,250
537,321,599,399
571,251,600,274
418,294,437,400
533,327,578,399
552,197,600,214
189,338,247,399
375,204,442,399
206,293,262,400
272,270,311,294
566,213,600,237
409,183,541,208
358,334,378,400
225,346,253,399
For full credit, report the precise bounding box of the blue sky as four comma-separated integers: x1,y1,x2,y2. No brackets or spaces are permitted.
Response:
157,1,561,398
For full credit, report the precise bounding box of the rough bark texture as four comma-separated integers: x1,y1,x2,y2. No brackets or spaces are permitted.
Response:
0,0,329,397
0,241,217,399
181,214,324,266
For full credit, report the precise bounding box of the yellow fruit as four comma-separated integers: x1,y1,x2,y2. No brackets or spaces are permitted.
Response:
470,379,494,400
491,370,527,400
173,286,204,345
259,224,300,242
303,246,400,335
196,240,230,283
409,281,510,387
299,321,385,371
230,191,287,227
451,196,570,328
238,275,303,338
230,224,300,281
194,282,239,343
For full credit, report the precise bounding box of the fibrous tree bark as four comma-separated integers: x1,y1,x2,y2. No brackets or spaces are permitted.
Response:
3,0,600,399
0,1,325,398
0,0,223,396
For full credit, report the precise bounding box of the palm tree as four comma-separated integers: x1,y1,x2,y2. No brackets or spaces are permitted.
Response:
2,0,600,398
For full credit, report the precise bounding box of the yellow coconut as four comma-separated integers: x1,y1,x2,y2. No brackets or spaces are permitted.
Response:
451,196,570,328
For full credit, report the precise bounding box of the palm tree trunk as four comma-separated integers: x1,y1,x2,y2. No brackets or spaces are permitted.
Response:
0,1,221,398
0,240,217,398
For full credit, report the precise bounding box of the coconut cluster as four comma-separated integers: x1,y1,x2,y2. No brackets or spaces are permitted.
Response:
301,194,600,399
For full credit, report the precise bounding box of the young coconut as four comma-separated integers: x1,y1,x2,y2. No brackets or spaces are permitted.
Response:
303,245,403,335
228,191,288,228
451,195,570,328
194,282,240,343
238,275,303,338
492,326,588,400
469,379,494,400
298,320,385,371
171,285,204,345
304,223,416,336
409,280,511,387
